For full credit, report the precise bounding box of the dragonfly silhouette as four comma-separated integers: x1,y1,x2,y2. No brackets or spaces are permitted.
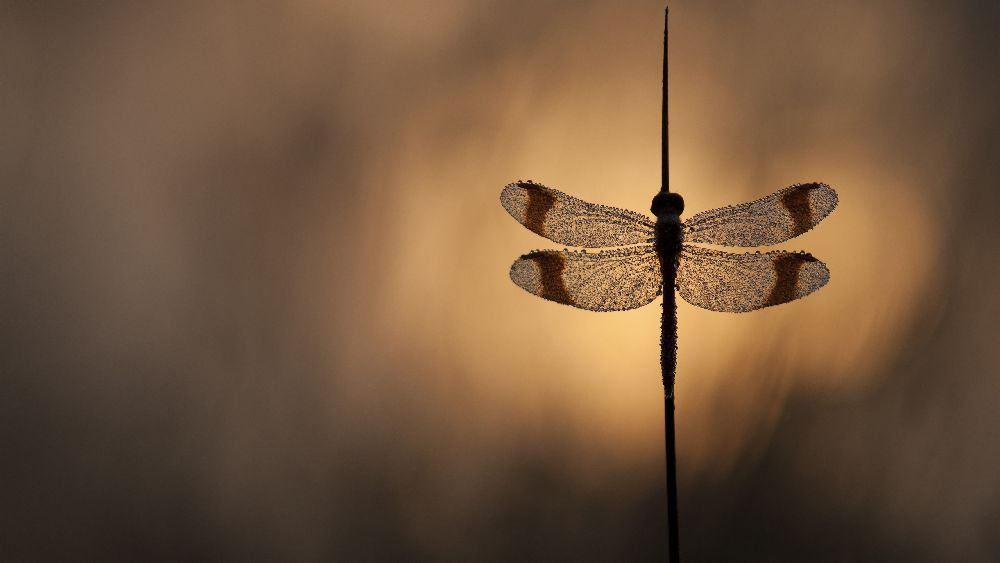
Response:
501,181,837,314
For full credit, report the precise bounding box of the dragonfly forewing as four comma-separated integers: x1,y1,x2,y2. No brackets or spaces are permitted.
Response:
509,245,662,311
501,181,655,248
683,183,838,247
677,244,829,313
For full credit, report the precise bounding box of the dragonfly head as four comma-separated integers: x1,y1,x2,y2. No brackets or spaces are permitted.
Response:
651,191,684,217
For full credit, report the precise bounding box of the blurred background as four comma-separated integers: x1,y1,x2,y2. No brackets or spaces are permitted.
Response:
2,0,998,561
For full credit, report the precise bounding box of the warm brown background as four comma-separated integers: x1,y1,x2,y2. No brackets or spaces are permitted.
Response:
3,1,998,561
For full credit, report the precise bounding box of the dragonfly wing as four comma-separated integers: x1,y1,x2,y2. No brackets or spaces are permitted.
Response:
683,183,838,246
501,181,655,247
510,245,661,311
677,244,829,313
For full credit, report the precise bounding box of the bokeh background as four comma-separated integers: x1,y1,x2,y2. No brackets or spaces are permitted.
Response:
3,1,999,561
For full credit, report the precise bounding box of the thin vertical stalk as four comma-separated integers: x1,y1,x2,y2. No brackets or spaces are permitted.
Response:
662,6,669,195
660,6,681,563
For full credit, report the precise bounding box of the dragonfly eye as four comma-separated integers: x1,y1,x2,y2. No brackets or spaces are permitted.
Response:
651,192,685,216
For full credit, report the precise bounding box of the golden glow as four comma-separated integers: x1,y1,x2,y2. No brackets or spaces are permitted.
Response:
9,2,987,557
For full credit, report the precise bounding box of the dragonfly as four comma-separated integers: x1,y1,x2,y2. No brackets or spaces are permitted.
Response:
500,181,838,313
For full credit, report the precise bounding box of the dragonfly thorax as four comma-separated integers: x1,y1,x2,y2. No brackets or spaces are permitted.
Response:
651,191,684,216
652,192,684,259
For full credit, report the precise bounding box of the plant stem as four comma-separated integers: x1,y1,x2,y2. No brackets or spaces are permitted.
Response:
661,5,680,562
665,391,679,562
662,6,669,195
